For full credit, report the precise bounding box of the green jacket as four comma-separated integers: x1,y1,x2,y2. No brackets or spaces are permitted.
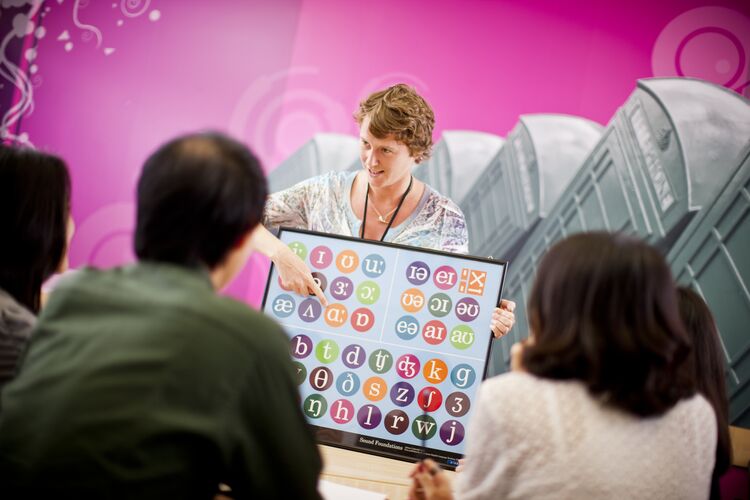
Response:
0,262,322,499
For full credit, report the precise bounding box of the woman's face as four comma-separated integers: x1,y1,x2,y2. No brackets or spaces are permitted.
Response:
359,115,417,190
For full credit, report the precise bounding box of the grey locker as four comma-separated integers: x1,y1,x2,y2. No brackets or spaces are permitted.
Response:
487,77,750,377
268,133,359,193
412,131,504,203
668,143,750,426
460,114,603,261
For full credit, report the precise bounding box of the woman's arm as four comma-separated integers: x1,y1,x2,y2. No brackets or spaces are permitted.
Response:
250,224,327,306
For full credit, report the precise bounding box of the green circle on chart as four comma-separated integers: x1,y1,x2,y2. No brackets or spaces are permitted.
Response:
356,281,380,305
292,361,307,385
450,324,475,350
315,339,340,364
288,241,308,260
368,348,393,374
412,414,438,440
427,293,452,318
303,394,328,419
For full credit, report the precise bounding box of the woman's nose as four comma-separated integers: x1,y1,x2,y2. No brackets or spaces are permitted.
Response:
364,150,378,167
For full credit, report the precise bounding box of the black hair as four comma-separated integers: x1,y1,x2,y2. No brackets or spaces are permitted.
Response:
523,232,696,417
0,146,71,313
677,286,731,499
135,132,267,268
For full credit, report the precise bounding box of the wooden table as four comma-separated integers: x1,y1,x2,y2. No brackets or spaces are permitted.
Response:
319,445,456,500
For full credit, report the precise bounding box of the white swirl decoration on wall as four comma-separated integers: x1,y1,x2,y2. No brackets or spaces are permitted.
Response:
120,0,151,18
73,202,136,268
0,0,162,145
357,72,430,101
229,67,349,169
73,0,103,48
0,0,43,146
652,6,750,97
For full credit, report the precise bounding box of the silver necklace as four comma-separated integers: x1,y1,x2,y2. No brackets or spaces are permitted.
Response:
368,196,399,224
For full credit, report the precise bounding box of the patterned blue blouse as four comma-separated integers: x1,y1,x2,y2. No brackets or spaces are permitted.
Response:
263,171,469,254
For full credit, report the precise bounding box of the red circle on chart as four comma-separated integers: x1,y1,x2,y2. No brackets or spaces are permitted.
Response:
351,307,375,333
422,320,447,346
417,386,443,412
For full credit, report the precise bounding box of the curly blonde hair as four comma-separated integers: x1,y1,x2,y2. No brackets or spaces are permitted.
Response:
354,84,435,162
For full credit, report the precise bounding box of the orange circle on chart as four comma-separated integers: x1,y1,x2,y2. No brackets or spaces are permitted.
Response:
400,288,425,313
324,303,348,328
336,250,360,274
422,358,448,384
363,376,388,402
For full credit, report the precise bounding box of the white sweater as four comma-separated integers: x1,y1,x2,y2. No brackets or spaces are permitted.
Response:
456,372,716,500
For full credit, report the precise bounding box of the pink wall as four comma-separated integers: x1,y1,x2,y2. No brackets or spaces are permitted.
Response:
2,0,748,305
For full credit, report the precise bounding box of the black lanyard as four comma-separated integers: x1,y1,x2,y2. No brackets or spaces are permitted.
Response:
360,175,414,242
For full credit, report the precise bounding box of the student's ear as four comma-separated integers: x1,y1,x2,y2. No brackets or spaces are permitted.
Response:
210,226,257,291
510,336,535,373
233,228,254,251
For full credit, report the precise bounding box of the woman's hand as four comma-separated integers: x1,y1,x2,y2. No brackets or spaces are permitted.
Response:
408,459,454,500
273,245,328,306
490,299,516,338
249,225,328,306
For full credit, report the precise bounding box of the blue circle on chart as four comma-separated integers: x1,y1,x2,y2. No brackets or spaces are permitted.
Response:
450,364,476,389
336,371,361,396
361,253,386,278
271,294,296,318
395,315,420,340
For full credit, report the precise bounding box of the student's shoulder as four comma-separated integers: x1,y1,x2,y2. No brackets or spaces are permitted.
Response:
46,267,125,301
671,392,717,427
480,372,553,401
206,294,290,353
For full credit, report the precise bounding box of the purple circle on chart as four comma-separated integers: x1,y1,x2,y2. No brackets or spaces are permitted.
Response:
310,245,333,269
455,297,481,322
390,381,415,407
298,298,322,322
357,404,382,430
290,334,313,359
405,261,431,285
439,420,465,446
341,344,367,369
330,276,354,301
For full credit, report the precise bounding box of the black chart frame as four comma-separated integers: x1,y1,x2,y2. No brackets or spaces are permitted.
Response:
261,227,509,469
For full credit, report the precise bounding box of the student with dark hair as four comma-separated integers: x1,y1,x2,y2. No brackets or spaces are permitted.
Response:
410,232,716,500
677,286,731,500
0,146,74,389
0,133,322,499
